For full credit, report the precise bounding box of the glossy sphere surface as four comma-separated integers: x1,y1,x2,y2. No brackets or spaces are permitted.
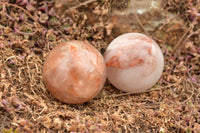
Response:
104,33,164,93
43,40,106,104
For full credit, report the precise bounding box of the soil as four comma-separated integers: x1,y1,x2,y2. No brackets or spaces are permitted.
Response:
0,0,199,132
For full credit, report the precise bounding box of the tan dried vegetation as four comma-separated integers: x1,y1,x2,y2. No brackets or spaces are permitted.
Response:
0,0,199,132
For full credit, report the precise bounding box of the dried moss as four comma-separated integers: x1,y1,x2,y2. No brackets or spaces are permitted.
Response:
0,0,199,132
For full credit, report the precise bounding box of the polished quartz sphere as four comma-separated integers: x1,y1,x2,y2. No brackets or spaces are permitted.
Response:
43,40,106,104
104,33,164,93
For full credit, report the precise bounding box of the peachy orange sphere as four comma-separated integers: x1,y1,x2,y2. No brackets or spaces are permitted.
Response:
43,40,106,104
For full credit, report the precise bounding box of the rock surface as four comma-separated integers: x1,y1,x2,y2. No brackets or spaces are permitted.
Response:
111,0,187,46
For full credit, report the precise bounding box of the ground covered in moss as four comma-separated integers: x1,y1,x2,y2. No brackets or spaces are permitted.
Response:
0,0,199,132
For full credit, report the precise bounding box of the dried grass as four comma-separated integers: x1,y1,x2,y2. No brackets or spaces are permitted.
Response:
0,0,200,132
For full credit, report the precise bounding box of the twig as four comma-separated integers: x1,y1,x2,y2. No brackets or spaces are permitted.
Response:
104,81,181,98
158,17,173,30
4,56,16,63
182,81,195,103
182,29,200,44
190,81,200,87
55,27,70,41
16,30,38,36
186,69,200,87
131,0,149,35
69,0,97,11
0,2,41,28
0,115,7,131
172,26,192,54
63,0,97,15
133,12,149,36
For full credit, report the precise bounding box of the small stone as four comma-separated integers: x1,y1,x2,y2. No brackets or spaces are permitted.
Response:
104,33,164,93
43,40,106,104
111,0,187,46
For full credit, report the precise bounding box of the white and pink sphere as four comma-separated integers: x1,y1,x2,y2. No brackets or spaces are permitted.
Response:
104,33,164,93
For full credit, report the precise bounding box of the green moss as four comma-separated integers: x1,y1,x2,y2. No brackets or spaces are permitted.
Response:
3,128,19,133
